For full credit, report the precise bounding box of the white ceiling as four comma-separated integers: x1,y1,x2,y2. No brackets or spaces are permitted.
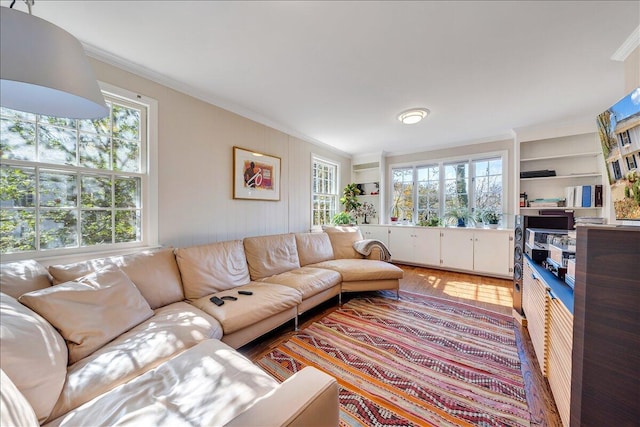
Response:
4,1,639,157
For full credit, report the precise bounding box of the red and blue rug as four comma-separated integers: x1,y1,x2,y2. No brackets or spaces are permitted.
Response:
256,292,530,426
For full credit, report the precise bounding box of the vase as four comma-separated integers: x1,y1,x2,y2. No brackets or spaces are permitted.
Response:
363,214,369,224
457,218,466,227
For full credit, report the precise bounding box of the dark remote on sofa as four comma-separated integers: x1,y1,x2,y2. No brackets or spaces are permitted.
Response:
209,296,224,306
238,290,253,295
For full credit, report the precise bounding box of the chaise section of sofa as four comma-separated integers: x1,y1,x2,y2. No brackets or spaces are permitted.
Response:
244,233,342,315
304,229,404,296
175,239,302,349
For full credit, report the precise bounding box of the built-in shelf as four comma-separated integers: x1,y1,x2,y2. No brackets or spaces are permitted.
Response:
521,173,601,181
520,152,601,162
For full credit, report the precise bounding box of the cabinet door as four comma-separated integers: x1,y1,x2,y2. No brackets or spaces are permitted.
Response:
547,296,573,427
413,228,440,266
523,258,548,376
473,230,513,276
388,227,415,263
359,225,388,247
440,228,474,271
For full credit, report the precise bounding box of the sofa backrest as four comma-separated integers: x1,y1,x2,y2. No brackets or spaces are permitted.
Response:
47,248,184,310
175,240,250,300
0,260,52,299
294,233,335,266
243,234,301,280
322,226,365,259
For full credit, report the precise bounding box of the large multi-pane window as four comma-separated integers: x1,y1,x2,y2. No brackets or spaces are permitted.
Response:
0,92,149,256
312,157,338,227
391,154,504,223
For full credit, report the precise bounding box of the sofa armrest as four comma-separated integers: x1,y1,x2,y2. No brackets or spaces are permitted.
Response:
225,367,339,427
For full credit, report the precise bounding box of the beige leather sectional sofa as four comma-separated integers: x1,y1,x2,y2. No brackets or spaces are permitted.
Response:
0,227,403,427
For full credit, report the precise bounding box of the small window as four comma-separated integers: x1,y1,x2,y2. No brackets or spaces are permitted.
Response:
416,165,439,221
391,167,414,221
612,160,623,180
619,130,631,146
625,154,637,171
444,161,469,213
311,157,339,228
473,157,503,213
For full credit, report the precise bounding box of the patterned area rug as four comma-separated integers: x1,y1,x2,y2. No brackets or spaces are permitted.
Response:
256,292,530,427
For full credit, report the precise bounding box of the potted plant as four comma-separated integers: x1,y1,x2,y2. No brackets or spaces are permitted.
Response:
444,206,474,227
473,208,485,227
418,214,441,227
332,211,355,225
483,209,502,228
340,183,361,214
355,202,377,224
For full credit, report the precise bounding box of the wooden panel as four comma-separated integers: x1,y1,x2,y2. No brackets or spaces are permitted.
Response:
548,297,573,427
571,226,640,427
523,258,548,376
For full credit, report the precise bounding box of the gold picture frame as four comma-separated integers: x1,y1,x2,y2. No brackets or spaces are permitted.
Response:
233,146,281,201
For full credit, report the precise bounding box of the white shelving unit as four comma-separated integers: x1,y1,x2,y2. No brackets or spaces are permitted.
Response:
352,156,384,224
518,132,605,217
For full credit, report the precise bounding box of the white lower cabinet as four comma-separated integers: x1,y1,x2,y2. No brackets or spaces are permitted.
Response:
358,225,389,247
440,228,474,271
388,226,440,265
386,226,513,278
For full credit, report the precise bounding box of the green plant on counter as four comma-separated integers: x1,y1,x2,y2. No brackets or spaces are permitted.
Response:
332,211,355,225
483,209,501,225
418,213,441,227
340,183,361,213
444,206,474,227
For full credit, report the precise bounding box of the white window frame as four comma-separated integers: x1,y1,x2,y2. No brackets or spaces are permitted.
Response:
311,154,339,231
0,82,158,262
388,150,508,224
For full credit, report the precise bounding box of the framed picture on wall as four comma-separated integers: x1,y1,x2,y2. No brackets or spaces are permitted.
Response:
233,146,281,201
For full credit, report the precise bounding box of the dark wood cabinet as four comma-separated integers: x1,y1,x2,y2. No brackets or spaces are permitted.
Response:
571,226,640,427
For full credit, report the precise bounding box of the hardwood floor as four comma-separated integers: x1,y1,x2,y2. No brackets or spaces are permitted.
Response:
239,264,563,427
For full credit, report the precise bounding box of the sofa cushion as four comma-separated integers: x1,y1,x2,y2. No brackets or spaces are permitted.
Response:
191,282,301,335
311,259,404,282
175,240,250,300
259,267,341,299
19,265,154,364
42,340,279,427
0,259,51,299
0,293,67,423
295,233,335,266
47,248,184,309
48,301,223,421
0,369,39,427
243,234,301,280
323,226,364,259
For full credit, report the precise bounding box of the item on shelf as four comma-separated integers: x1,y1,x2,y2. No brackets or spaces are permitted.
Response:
549,241,576,268
574,216,606,225
525,228,570,264
566,258,576,278
528,198,563,207
543,257,567,280
594,185,603,207
519,192,528,207
520,169,557,178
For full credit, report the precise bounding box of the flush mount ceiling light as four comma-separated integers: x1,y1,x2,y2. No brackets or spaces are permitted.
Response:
398,108,430,125
0,2,108,119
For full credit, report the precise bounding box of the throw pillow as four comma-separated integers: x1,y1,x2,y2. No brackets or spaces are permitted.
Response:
323,226,364,259
0,293,67,423
19,265,154,364
0,369,39,427
0,259,51,299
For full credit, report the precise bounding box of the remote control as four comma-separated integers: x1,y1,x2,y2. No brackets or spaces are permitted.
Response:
221,296,237,301
209,296,224,306
238,290,253,295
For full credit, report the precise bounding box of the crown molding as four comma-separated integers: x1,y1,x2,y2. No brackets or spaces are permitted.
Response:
81,43,352,159
611,26,640,61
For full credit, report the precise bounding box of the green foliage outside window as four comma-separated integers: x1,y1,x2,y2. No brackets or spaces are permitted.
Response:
0,100,144,255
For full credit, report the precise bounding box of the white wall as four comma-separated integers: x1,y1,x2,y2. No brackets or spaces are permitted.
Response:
90,58,351,248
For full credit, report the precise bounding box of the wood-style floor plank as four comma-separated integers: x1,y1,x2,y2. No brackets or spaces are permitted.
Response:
239,264,563,427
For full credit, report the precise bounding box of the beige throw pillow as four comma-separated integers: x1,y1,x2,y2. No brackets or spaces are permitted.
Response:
0,293,67,423
0,260,51,299
19,265,154,364
323,226,364,259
